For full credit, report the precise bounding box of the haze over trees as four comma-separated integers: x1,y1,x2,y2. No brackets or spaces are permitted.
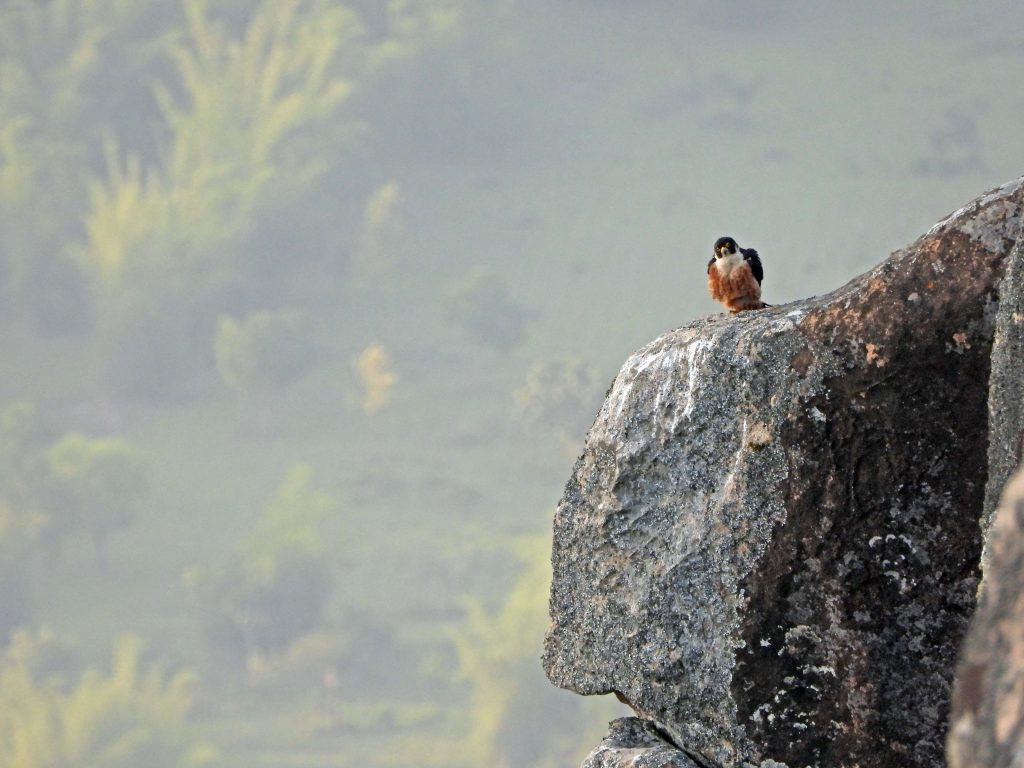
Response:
1,1,1022,766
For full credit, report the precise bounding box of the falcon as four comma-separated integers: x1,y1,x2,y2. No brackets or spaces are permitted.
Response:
706,236,767,313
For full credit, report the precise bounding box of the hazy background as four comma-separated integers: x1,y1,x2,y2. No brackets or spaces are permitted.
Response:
1,1,1022,766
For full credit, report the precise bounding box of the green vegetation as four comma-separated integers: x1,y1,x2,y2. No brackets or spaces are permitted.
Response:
196,464,335,668
41,432,148,570
0,630,213,768
214,312,318,395
2,0,1021,766
514,359,604,446
451,538,604,767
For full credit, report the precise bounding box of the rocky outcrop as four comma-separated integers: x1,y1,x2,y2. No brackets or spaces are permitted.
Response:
948,464,1024,768
543,178,1024,768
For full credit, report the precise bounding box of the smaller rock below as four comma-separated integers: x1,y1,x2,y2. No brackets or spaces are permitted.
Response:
582,718,707,768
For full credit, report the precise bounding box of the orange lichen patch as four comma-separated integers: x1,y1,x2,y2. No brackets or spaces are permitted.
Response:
952,331,972,352
865,343,888,367
746,422,772,450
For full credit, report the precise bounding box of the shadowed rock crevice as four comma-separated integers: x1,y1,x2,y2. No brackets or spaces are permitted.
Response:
544,178,1024,768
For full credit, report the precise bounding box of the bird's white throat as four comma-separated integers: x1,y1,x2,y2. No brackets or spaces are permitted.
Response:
714,252,745,276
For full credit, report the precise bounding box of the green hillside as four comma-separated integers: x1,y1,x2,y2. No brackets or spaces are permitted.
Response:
1,1,1022,766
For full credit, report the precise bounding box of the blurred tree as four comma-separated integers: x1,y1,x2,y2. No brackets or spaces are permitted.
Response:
443,271,531,352
0,0,169,332
66,0,475,400
40,433,148,570
100,292,215,402
80,0,363,285
0,630,216,768
248,463,335,562
513,358,604,445
197,464,336,672
213,310,317,396
351,180,403,285
450,537,612,767
0,402,47,522
353,343,397,415
76,0,364,399
0,499,33,642
0,403,49,637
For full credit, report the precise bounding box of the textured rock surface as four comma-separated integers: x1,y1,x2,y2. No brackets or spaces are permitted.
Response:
948,466,1024,768
982,241,1024,543
581,718,703,768
543,178,1024,768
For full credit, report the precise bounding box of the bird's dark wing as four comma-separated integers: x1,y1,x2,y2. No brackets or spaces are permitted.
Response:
707,256,715,274
742,248,764,284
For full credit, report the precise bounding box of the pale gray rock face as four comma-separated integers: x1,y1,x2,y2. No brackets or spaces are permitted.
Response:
544,178,1024,768
982,241,1024,541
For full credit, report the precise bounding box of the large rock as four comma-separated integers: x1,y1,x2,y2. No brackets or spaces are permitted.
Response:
948,464,1024,768
543,178,1024,768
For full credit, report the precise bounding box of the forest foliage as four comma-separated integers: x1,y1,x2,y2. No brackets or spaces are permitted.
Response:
0,1,613,766
0,630,212,768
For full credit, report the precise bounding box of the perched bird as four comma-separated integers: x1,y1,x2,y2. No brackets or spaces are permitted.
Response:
706,236,767,313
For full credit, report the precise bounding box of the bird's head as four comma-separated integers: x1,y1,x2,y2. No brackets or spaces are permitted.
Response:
714,236,738,259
